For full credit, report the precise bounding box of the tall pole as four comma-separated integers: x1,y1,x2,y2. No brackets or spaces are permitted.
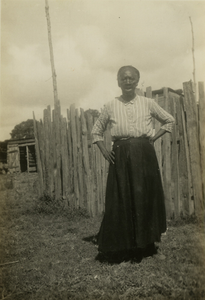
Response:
45,0,58,106
189,16,198,102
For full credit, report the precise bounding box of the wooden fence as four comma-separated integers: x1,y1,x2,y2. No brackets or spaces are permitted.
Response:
33,81,204,218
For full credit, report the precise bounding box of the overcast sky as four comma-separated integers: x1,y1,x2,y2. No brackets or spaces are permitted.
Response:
1,0,205,141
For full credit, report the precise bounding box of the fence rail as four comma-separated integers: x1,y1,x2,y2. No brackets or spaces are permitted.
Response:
33,81,204,218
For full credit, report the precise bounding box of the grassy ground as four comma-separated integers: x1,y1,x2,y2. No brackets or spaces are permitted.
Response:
0,173,205,300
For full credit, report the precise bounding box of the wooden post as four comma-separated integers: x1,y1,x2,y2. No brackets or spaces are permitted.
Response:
53,100,62,199
80,108,92,214
180,96,194,215
183,81,203,216
67,108,74,204
47,106,54,195
70,104,79,207
37,120,46,191
86,112,96,216
169,94,180,217
76,108,84,209
45,0,59,106
43,108,51,195
175,96,190,216
162,88,173,218
33,112,43,195
198,82,205,202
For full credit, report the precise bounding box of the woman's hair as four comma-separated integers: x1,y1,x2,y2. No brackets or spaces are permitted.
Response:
117,66,140,81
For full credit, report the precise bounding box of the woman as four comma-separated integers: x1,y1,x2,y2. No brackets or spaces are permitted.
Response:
92,66,175,263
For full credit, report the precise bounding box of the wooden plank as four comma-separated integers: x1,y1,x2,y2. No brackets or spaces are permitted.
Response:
169,94,180,217
174,96,190,216
62,117,70,202
80,108,92,214
94,116,101,215
33,112,43,195
67,108,74,205
183,81,203,215
76,108,84,209
53,100,62,199
85,112,96,216
43,108,51,195
70,104,79,208
47,106,54,196
37,120,46,190
52,109,57,197
198,82,205,202
180,96,194,215
161,88,173,218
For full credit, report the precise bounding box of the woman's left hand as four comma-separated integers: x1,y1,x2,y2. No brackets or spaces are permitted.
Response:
149,138,154,146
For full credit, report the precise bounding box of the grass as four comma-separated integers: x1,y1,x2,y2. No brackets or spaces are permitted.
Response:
0,174,205,300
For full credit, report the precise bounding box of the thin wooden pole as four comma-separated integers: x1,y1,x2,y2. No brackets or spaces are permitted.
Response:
189,16,197,102
45,0,58,106
183,81,203,215
33,112,44,195
198,82,205,202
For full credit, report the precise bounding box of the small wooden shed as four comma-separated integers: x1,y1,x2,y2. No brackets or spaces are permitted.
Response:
7,138,37,173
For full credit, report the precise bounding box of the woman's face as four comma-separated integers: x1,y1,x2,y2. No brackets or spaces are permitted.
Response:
118,68,139,98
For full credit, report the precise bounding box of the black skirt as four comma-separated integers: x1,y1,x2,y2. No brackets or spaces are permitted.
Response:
97,137,166,253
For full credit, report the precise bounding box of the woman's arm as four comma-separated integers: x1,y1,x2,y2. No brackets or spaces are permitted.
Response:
91,106,115,163
149,128,167,146
96,141,115,164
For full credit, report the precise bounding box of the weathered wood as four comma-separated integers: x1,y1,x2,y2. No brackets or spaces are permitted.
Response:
76,108,84,209
53,100,62,199
45,0,59,106
85,112,96,216
174,97,190,216
80,108,92,214
33,112,43,194
34,82,204,218
51,109,57,196
67,109,74,204
47,106,54,195
43,108,51,195
162,88,173,218
37,120,46,191
70,104,79,207
198,82,205,202
61,116,69,201
183,81,203,215
169,94,180,217
94,116,102,215
180,96,194,215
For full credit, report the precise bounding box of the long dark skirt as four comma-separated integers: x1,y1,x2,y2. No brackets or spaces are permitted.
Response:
97,137,166,253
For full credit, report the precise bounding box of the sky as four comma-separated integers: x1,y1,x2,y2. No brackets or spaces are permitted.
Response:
1,0,205,141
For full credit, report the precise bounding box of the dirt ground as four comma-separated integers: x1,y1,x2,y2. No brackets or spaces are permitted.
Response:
0,174,205,300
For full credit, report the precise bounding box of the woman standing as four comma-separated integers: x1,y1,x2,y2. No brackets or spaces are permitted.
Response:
92,66,175,263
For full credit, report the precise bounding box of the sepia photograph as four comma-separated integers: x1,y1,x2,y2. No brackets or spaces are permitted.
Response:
0,0,205,299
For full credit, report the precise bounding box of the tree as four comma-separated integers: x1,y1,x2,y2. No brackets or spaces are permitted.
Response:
84,109,100,118
10,119,34,139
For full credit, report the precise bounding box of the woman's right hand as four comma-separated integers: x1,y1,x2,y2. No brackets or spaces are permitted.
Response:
96,141,115,164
